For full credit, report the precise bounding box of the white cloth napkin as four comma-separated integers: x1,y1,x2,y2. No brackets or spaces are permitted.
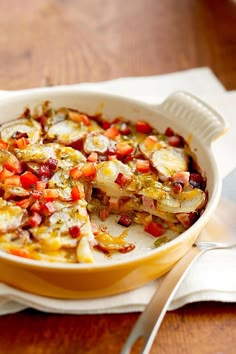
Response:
0,67,236,315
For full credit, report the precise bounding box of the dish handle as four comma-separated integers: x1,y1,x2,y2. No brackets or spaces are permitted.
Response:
154,91,228,146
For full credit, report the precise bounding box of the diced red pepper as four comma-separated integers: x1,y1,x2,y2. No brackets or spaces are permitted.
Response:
0,168,14,181
115,172,129,187
104,126,119,139
87,152,98,162
71,185,84,201
16,198,31,209
136,121,152,134
81,163,96,179
136,159,150,173
116,142,134,156
28,212,42,227
0,140,9,150
102,120,111,130
144,221,165,237
9,247,30,258
43,189,59,201
14,137,30,149
68,111,91,126
69,225,81,238
4,155,23,174
4,175,21,186
20,171,39,189
69,167,82,180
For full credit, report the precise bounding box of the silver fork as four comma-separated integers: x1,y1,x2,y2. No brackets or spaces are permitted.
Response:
121,230,236,354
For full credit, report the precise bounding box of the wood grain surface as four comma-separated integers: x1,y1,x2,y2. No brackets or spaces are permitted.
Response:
0,0,236,353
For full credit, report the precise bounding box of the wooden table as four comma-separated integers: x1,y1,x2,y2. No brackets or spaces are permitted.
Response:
0,0,236,353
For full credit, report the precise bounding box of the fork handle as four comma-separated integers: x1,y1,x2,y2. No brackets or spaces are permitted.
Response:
120,246,202,354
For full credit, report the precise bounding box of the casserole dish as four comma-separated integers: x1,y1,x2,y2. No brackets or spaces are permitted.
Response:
0,88,227,299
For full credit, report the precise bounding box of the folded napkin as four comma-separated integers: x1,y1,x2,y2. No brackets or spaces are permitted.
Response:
0,67,236,315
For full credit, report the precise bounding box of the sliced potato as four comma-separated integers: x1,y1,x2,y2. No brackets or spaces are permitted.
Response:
0,118,41,144
46,120,87,144
0,149,11,169
15,143,57,163
55,146,86,168
95,160,132,197
140,182,205,213
84,132,110,154
0,199,26,233
139,138,166,159
151,147,188,180
76,236,94,263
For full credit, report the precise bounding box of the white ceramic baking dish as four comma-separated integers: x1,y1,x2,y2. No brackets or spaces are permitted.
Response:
0,88,227,298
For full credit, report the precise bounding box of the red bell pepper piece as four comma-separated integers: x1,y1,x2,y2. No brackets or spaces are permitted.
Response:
71,185,84,201
4,155,23,174
0,140,9,150
69,167,82,180
104,126,119,139
4,175,21,186
116,143,134,156
14,137,30,149
136,120,152,134
9,247,30,258
144,221,165,237
136,159,150,173
81,163,96,179
20,171,39,189
43,189,59,201
69,225,81,238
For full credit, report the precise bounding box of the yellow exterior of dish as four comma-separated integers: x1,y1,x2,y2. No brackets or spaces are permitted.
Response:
0,232,197,299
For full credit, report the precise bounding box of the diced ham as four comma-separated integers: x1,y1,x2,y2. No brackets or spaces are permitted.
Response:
118,214,132,227
173,171,190,186
109,197,120,210
142,196,155,210
176,212,198,229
